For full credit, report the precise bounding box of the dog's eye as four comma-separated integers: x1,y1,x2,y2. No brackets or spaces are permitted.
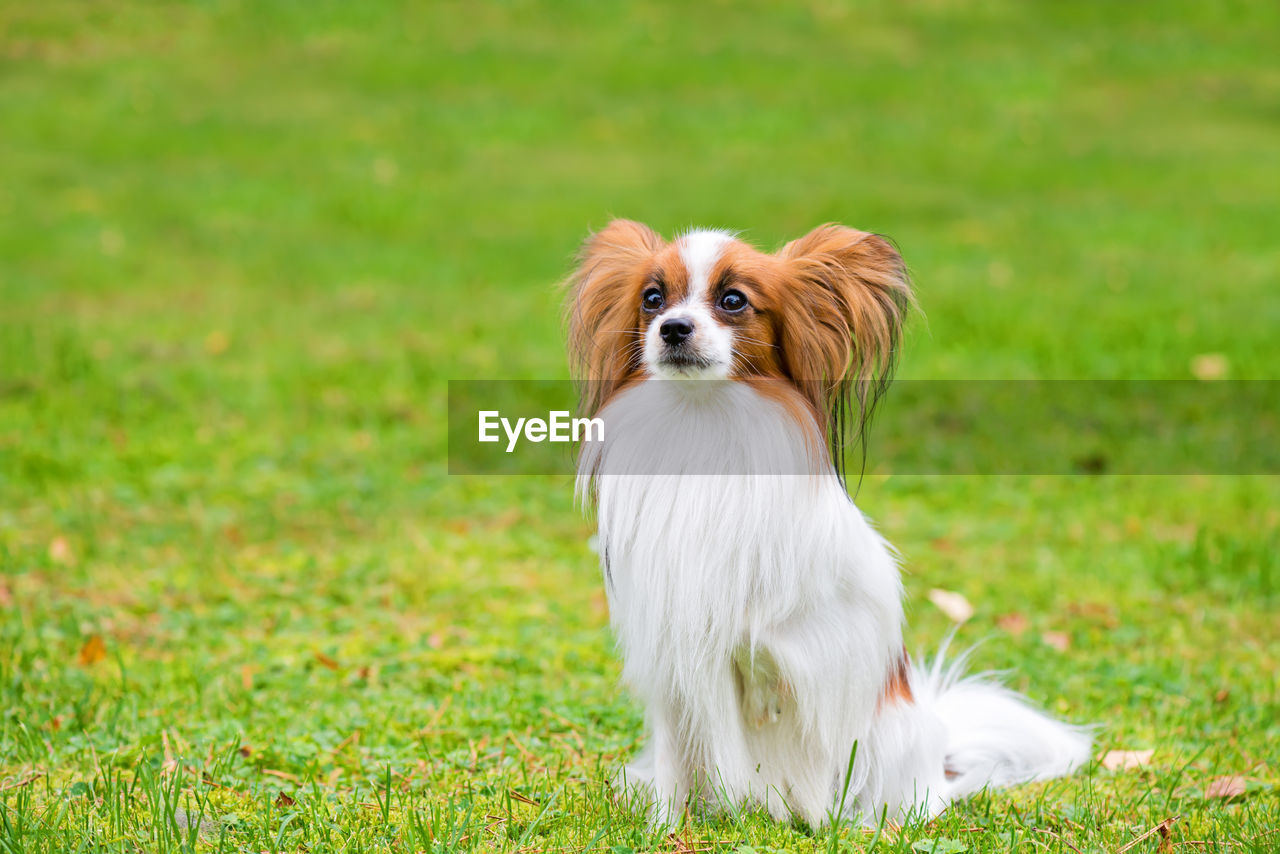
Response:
719,290,748,313
642,287,664,313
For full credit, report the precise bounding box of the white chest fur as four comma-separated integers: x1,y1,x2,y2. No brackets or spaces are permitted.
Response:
580,380,902,721
578,379,910,824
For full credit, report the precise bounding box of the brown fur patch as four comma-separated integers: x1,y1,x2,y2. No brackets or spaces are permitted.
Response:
566,220,665,416
775,225,914,473
879,648,914,708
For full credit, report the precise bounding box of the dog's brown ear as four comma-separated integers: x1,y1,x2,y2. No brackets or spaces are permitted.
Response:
566,220,664,415
776,224,914,473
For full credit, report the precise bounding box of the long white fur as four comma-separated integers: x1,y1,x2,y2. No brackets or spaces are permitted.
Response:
577,230,1092,828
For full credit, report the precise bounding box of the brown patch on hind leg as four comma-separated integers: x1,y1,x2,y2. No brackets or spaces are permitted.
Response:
878,648,914,709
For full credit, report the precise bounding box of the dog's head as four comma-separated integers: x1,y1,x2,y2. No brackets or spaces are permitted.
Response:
566,220,913,468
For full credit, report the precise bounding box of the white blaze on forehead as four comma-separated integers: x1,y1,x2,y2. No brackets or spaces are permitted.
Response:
677,229,734,304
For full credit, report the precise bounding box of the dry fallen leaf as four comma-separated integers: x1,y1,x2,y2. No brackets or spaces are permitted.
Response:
1102,749,1154,771
1213,687,1230,704
996,613,1029,636
78,635,107,666
314,652,339,671
1067,600,1118,627
1190,353,1229,380
204,330,230,356
927,588,974,623
49,537,74,565
1041,631,1071,651
1205,775,1247,800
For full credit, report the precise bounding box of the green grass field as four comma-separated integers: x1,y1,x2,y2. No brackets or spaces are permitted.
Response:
2,1,1277,851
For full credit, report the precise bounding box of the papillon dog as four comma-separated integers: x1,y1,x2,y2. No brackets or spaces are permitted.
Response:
568,220,1091,828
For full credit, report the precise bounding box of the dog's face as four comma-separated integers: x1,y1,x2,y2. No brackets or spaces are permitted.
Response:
636,230,780,381
568,220,913,439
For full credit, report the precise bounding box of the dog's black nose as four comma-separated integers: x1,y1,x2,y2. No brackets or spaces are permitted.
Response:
660,317,694,345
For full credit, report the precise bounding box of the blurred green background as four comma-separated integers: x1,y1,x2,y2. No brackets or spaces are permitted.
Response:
1,1,1277,851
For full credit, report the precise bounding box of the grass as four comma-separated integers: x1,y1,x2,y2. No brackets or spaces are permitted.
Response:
1,0,1277,850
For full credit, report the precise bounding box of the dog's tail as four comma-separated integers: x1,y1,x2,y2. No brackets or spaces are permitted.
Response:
912,644,1093,799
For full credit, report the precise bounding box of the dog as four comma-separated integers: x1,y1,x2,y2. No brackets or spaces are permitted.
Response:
567,220,1090,827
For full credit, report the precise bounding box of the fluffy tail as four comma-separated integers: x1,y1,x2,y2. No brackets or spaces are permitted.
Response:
914,647,1093,799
